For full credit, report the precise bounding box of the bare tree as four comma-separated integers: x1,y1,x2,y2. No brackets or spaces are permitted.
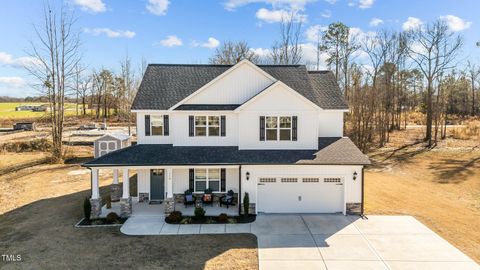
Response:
269,11,303,65
466,61,479,115
25,3,81,161
209,41,259,64
406,19,463,146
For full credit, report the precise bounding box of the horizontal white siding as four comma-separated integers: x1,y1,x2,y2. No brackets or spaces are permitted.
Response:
185,63,274,105
318,111,344,137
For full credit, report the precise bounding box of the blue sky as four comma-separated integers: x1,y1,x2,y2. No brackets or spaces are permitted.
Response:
0,0,479,97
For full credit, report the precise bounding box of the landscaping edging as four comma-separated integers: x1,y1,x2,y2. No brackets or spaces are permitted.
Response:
165,215,256,225
74,217,127,228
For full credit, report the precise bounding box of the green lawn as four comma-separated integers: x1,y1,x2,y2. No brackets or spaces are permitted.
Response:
0,102,89,120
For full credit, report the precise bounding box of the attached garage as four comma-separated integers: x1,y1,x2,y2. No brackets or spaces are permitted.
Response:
256,175,345,213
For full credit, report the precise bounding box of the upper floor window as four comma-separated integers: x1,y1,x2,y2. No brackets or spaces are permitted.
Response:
192,115,223,137
151,115,164,135
265,116,292,141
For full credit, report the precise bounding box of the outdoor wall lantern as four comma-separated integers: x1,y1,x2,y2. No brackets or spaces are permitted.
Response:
246,172,250,180
353,171,358,181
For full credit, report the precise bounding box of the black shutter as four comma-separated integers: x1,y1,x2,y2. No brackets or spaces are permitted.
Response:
189,168,194,192
145,115,150,136
259,116,265,141
188,115,194,136
220,168,226,192
163,115,169,136
292,116,297,141
220,115,226,137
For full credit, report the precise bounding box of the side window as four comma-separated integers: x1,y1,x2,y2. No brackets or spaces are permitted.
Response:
150,115,164,136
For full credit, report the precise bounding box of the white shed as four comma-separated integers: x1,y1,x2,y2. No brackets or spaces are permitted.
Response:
94,133,131,158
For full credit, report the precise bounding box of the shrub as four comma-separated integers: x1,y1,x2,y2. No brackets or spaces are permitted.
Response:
83,197,91,221
105,195,112,209
166,211,183,223
243,192,250,216
106,212,120,224
180,217,192,224
194,206,205,220
218,213,228,223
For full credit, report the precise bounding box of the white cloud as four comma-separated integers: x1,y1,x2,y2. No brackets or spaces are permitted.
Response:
402,17,423,31
255,8,307,23
73,0,106,13
0,52,40,68
192,37,220,49
84,28,136,38
146,0,170,16
439,15,472,32
224,0,314,11
250,48,271,58
321,9,331,18
156,35,183,47
358,0,374,8
0,77,26,88
369,18,383,27
305,24,327,42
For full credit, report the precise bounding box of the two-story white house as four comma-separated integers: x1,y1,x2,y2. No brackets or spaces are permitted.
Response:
83,60,370,218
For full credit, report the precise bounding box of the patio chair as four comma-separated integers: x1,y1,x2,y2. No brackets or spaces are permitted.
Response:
202,188,214,207
184,190,196,208
220,190,235,209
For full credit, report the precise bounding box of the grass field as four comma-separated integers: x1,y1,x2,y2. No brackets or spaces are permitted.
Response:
0,102,90,120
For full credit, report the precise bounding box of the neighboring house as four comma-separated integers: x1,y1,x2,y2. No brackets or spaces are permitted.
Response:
83,60,370,218
94,133,131,158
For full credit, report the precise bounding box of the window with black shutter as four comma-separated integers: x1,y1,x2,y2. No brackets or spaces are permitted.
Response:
220,115,226,137
188,116,194,137
189,168,194,192
163,115,169,136
292,116,297,141
220,168,226,192
259,116,265,141
145,115,150,136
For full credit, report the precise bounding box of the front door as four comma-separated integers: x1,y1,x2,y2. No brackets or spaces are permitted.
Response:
150,169,165,201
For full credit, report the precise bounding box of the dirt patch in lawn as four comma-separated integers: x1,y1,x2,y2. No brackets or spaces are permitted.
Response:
0,152,258,269
365,146,480,263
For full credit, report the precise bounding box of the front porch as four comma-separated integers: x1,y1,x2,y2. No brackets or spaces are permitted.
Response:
89,166,240,219
100,197,238,218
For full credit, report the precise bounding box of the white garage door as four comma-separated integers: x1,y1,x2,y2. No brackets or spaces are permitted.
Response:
257,176,344,213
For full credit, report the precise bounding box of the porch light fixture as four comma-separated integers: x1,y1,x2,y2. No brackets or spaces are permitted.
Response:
353,171,358,181
246,172,250,180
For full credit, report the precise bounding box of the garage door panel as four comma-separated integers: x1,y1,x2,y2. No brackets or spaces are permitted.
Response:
257,177,344,213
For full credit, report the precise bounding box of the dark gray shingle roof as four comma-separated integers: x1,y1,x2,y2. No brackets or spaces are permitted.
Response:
308,71,348,109
131,64,347,110
83,137,370,167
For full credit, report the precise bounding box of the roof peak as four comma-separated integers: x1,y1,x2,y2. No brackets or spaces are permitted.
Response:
148,63,305,68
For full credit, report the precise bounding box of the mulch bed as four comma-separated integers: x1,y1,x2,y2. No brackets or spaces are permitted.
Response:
75,217,128,227
165,215,256,225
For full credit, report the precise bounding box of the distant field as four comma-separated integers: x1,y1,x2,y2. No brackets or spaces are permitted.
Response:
0,102,90,120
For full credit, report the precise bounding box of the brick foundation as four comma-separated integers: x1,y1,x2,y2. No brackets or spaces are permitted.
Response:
120,197,132,218
164,198,174,214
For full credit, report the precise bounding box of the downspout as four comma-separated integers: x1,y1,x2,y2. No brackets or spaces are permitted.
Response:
361,167,367,219
89,167,93,198
238,165,242,216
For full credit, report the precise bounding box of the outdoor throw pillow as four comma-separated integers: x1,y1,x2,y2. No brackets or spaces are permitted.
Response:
204,194,212,201
185,194,193,202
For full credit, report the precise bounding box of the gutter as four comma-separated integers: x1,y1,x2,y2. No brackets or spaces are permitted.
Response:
361,167,367,219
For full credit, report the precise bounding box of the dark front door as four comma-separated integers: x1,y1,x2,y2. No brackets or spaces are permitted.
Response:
150,169,165,201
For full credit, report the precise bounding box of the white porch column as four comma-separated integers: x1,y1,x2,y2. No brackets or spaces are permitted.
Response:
91,168,100,199
122,168,129,199
113,169,119,184
166,167,173,198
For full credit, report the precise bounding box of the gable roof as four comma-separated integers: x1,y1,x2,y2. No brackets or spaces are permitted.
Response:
83,137,370,167
95,132,130,141
308,71,348,110
131,62,348,110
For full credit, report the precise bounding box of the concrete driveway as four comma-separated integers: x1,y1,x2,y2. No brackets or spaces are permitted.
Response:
121,214,479,270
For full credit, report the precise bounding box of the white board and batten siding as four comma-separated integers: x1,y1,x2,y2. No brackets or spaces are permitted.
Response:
241,165,363,214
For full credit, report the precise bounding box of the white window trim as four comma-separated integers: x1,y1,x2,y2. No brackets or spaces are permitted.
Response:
194,168,221,193
265,116,292,141
98,140,117,156
150,115,164,136
194,115,220,137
